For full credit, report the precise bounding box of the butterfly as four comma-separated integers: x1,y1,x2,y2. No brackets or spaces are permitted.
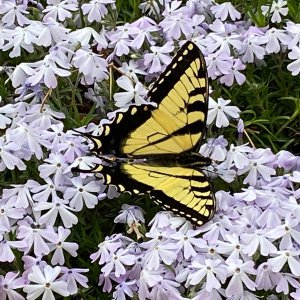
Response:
75,41,215,226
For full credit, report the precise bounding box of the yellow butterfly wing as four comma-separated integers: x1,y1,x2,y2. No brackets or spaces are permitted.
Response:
87,41,208,157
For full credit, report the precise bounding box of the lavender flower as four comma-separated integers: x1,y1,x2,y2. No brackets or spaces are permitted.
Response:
23,265,70,299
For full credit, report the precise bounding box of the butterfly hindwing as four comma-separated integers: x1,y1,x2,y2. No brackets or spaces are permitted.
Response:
97,161,215,226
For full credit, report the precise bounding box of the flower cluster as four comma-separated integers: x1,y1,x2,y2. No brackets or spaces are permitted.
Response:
0,0,299,299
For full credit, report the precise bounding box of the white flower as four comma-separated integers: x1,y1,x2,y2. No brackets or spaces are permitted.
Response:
261,0,288,23
207,97,240,128
0,2,30,26
211,2,241,21
34,196,78,228
287,46,300,76
237,148,276,186
265,28,291,54
268,249,300,276
27,54,71,88
48,226,79,265
23,265,70,299
64,177,101,210
1,27,36,58
72,48,108,84
69,27,107,47
114,75,148,107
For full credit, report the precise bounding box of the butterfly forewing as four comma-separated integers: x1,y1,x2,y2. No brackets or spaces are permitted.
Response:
87,42,208,157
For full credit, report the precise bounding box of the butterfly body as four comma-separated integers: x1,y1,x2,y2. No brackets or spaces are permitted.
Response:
76,41,216,226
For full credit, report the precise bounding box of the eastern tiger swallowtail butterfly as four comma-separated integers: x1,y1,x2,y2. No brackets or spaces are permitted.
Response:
75,41,215,226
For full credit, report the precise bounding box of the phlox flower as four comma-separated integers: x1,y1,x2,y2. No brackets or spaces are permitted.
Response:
58,136,87,163
48,226,78,265
82,0,115,22
17,216,57,256
221,143,253,169
14,82,44,103
291,288,300,299
276,150,300,171
113,280,137,300
144,242,178,270
149,275,181,300
220,58,246,86
102,248,136,277
143,42,174,74
210,2,241,21
23,265,70,299
114,76,147,107
69,27,107,47
187,258,227,292
0,236,26,262
28,18,70,47
119,60,148,82
108,36,131,58
69,155,102,175
160,13,204,40
206,52,233,80
139,0,162,16
265,215,300,250
241,34,268,63
217,233,247,262
255,262,280,291
261,0,288,23
169,229,207,259
0,197,25,231
276,273,300,295
287,46,300,76
10,63,37,88
64,176,102,211
130,21,158,49
43,1,78,22
3,181,37,209
0,2,30,26
27,54,71,88
268,249,300,276
241,229,277,256
207,97,240,128
22,255,47,279
265,28,290,54
60,267,89,295
38,153,68,186
0,137,26,171
206,20,243,55
8,122,52,160
200,135,228,161
72,48,108,84
1,27,36,58
0,272,25,300
0,104,14,129
237,148,276,186
91,234,123,264
201,219,228,243
225,259,257,298
285,21,300,49
137,268,163,300
114,204,145,225
144,226,176,247
34,196,78,228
